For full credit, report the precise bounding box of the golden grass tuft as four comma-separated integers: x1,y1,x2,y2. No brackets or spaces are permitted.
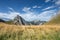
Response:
0,22,60,40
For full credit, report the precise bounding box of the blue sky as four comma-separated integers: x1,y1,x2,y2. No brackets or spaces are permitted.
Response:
0,0,60,21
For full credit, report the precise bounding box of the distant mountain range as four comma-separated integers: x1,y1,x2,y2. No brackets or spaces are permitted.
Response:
0,19,5,22
0,15,46,25
13,15,46,25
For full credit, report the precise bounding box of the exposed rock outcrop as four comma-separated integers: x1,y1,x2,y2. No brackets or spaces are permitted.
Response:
13,15,46,25
13,15,27,25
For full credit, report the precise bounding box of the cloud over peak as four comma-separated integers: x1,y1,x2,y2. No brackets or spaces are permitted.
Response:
0,6,57,21
0,10,56,21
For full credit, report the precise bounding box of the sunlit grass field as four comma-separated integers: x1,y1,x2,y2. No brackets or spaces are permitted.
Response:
0,22,60,40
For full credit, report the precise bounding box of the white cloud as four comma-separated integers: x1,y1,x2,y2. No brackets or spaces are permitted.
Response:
22,10,56,21
22,7,31,12
8,7,15,11
42,6,54,10
33,5,37,8
55,0,60,5
52,0,56,2
0,7,56,21
38,6,41,8
38,10,56,21
52,0,60,5
0,11,37,21
45,0,50,2
0,12,20,20
33,5,41,8
20,13,37,21
22,7,37,21
0,7,20,20
0,13,7,18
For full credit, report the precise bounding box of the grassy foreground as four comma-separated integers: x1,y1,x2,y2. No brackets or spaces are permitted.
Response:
0,23,60,40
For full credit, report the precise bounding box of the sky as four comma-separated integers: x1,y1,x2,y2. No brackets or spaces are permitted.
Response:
0,0,60,21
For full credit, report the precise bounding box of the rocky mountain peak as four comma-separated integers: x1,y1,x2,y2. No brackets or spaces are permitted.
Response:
13,15,46,25
13,15,26,25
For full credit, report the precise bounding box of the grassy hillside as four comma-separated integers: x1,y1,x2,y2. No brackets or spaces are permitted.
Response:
46,12,60,25
5,20,14,24
0,22,60,40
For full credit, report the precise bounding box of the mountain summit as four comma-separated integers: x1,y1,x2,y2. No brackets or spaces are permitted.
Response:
13,15,27,25
13,15,46,25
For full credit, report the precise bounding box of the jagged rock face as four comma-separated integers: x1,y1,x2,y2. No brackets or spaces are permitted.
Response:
0,19,5,22
13,15,27,25
13,15,46,25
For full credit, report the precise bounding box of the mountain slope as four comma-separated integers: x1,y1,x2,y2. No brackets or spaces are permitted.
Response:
46,11,60,24
13,15,27,25
0,19,5,22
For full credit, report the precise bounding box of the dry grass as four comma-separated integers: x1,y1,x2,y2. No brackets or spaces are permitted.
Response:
0,22,60,40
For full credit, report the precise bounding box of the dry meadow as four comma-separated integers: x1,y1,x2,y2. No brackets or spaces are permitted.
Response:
0,22,60,40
